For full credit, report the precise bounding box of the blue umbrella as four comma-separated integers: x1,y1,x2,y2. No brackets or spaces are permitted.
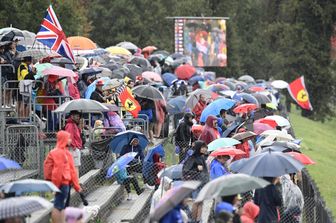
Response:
167,96,186,114
0,179,60,195
0,157,21,171
106,152,138,178
157,164,183,180
84,77,110,99
222,122,240,137
232,93,259,105
188,75,204,85
200,98,236,123
162,73,177,87
144,144,165,163
229,149,305,177
109,130,148,154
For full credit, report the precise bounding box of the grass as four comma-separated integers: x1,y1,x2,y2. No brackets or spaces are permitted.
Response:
289,108,336,216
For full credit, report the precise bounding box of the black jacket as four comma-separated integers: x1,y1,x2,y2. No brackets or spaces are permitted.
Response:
90,89,105,103
174,113,194,145
254,184,282,223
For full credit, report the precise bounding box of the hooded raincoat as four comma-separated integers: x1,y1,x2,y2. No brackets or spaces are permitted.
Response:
43,131,81,192
241,201,260,223
199,115,220,145
210,158,230,180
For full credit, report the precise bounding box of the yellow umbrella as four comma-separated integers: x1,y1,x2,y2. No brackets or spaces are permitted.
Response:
106,46,131,56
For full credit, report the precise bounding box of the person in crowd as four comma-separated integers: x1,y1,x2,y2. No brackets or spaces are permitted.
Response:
254,177,282,223
113,165,143,199
192,94,207,123
159,202,184,223
240,201,260,223
220,194,243,223
150,176,173,213
182,140,209,222
64,110,83,177
218,109,229,131
44,131,83,223
171,81,181,96
154,99,167,138
174,112,194,162
139,98,156,143
253,103,274,121
233,129,253,161
134,76,144,86
214,202,235,223
68,73,80,99
78,73,95,98
120,136,144,173
199,115,220,144
210,155,231,180
152,153,165,189
90,80,106,103
93,119,104,141
178,81,188,96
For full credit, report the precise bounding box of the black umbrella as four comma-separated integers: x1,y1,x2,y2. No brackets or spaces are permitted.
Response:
132,85,164,100
51,57,74,64
124,64,143,80
129,56,152,71
252,93,271,104
1,30,24,41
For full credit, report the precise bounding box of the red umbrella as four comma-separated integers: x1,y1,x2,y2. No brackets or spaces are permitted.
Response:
255,118,278,128
249,86,265,92
233,103,258,114
210,148,246,157
142,46,157,53
253,122,274,135
286,152,316,165
175,64,196,80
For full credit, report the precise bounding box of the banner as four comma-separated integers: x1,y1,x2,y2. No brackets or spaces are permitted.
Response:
288,76,313,110
116,85,141,117
174,18,227,67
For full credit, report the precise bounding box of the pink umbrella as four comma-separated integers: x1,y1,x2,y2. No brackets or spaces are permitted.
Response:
253,122,274,135
142,71,163,82
42,65,76,78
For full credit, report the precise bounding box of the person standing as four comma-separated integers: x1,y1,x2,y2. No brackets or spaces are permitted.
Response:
192,94,207,123
174,113,194,163
64,110,83,177
44,131,82,223
199,115,220,144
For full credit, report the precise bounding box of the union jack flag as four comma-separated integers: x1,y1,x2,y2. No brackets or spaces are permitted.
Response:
36,5,75,63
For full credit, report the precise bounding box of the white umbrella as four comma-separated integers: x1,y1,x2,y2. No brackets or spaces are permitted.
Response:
0,179,60,195
271,80,288,89
53,99,109,113
260,130,294,141
264,115,290,127
184,89,213,110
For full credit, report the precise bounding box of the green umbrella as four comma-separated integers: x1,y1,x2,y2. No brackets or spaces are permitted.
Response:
34,63,53,79
208,138,241,152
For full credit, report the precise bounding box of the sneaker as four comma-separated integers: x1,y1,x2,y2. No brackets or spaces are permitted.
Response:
137,188,144,195
126,194,132,201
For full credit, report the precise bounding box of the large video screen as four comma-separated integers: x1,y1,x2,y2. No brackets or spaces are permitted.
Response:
175,18,227,67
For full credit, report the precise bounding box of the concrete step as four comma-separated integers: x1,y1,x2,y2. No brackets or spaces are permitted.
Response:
80,183,124,223
26,203,53,223
0,169,38,184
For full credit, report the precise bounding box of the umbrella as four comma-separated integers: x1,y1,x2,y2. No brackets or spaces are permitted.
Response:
286,152,315,165
252,93,271,104
16,49,59,60
162,73,178,87
153,50,170,57
42,66,76,78
232,93,259,105
0,157,21,171
50,57,74,65
144,144,165,163
255,118,278,128
188,75,205,85
207,84,230,93
200,98,236,123
68,36,97,50
175,64,196,80
79,67,103,76
0,196,51,220
142,46,157,53
158,164,183,180
132,85,164,100
106,152,138,178
260,130,294,141
233,103,258,114
109,130,148,154
0,179,60,195
249,86,265,92
271,80,288,89
150,181,201,221
232,131,256,141
148,54,165,62
208,138,241,152
170,53,184,60
142,71,163,82
195,174,270,202
84,77,110,99
219,90,236,98
253,122,274,135
53,99,109,113
33,63,54,79
209,148,246,157
129,56,152,71
0,30,24,41
222,123,240,138
167,96,186,114
230,150,305,177
260,141,301,153
116,41,138,51
102,78,123,90
264,115,290,127
238,75,255,83
124,64,143,80
185,89,216,110
106,46,132,56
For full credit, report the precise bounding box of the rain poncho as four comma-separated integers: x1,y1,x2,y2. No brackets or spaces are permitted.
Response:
199,115,220,145
192,99,207,123
210,158,230,180
280,175,304,213
103,111,126,132
150,177,173,213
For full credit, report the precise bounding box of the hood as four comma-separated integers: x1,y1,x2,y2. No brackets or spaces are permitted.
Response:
243,201,260,220
205,115,217,128
56,130,70,150
183,112,194,126
193,140,207,156
129,135,139,145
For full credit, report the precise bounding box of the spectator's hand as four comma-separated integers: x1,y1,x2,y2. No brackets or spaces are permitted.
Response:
197,165,203,171
32,67,37,73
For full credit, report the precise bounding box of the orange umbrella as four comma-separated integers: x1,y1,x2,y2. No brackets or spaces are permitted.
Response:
142,46,157,53
68,36,97,50
233,103,258,114
286,152,316,165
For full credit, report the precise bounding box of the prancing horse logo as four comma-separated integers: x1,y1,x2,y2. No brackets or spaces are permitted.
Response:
297,89,308,103
125,99,136,111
